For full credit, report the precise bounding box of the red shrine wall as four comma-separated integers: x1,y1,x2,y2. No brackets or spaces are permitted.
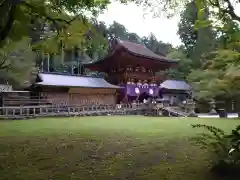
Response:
108,66,166,85
40,87,117,106
85,57,171,86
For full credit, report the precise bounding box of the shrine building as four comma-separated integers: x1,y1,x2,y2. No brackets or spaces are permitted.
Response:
30,73,120,106
0,39,190,107
84,39,182,103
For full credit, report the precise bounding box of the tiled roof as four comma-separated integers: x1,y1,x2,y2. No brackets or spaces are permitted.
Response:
35,73,121,89
118,40,177,63
83,40,178,65
160,80,191,90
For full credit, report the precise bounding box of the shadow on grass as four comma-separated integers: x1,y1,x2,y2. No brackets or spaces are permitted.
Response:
0,133,232,180
210,161,240,180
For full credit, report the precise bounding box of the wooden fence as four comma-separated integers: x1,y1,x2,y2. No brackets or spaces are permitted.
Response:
0,103,146,119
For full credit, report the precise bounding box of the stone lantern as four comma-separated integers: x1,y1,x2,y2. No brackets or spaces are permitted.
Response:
209,99,217,114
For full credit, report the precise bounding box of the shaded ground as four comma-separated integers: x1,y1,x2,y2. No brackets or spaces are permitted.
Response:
0,116,239,180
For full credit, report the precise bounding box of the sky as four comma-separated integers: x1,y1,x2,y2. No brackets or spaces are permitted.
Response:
98,1,240,47
97,1,181,47
98,2,181,46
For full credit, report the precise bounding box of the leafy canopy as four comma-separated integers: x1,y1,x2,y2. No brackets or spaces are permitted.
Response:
0,38,37,87
0,0,129,50
163,49,193,80
137,0,240,24
188,49,240,99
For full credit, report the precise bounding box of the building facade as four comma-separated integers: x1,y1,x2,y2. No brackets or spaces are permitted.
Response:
1,40,191,107
84,40,183,103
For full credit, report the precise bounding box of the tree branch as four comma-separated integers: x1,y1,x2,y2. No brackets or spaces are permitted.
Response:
0,2,16,44
23,3,69,23
222,0,240,22
21,1,82,25
209,0,240,22
208,0,219,7
0,0,85,44
21,0,84,36
0,58,10,70
0,0,7,7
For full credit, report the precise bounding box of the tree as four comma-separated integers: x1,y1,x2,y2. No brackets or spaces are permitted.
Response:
127,33,142,44
0,38,36,88
188,49,240,100
89,21,174,58
84,24,109,61
202,0,240,22
108,21,129,41
0,0,113,46
178,0,217,68
142,33,173,56
137,0,240,26
162,48,193,80
178,1,198,57
0,0,117,81
218,19,240,51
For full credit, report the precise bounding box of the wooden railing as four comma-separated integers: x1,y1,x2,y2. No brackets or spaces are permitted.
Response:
3,96,50,106
0,103,146,119
3,99,51,106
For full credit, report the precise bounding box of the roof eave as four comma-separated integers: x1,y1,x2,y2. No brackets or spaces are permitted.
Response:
34,83,121,89
123,48,178,64
161,87,190,91
83,45,123,66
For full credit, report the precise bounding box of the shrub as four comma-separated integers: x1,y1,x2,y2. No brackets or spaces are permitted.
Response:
191,124,240,176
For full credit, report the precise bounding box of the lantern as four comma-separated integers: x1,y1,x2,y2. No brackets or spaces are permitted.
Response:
135,87,140,94
149,88,154,95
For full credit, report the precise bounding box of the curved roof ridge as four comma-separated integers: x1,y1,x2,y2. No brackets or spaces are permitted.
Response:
117,39,177,63
39,72,105,79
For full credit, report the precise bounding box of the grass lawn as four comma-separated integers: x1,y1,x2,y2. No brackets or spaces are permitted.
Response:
0,116,239,180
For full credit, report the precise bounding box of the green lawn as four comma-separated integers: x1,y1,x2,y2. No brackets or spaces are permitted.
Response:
0,116,239,180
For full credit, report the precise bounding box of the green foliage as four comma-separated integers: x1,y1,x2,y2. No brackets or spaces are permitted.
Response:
178,1,198,56
0,38,37,87
32,17,104,55
163,49,192,79
0,0,121,80
95,21,173,57
138,0,240,24
188,49,240,99
142,33,173,56
191,124,240,171
84,21,109,61
0,0,121,51
218,20,240,50
178,0,216,68
179,4,240,100
137,0,240,103
108,21,129,40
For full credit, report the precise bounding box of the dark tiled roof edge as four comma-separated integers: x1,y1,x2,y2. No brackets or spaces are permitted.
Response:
123,48,178,63
118,40,178,63
34,73,121,89
84,40,178,65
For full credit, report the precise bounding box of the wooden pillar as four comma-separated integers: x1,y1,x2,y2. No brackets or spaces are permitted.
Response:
13,108,15,116
33,107,36,116
20,106,23,116
1,92,4,107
